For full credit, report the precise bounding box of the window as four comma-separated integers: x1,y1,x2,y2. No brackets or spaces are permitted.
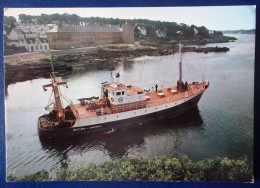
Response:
122,91,125,95
36,46,38,50
116,92,121,96
45,45,47,49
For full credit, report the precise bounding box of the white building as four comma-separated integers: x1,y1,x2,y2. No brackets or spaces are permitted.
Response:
17,24,51,38
156,29,166,37
24,31,38,39
209,30,214,34
138,27,146,36
23,38,49,52
194,28,199,35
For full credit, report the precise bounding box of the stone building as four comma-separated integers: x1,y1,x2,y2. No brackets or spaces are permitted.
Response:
47,23,134,50
122,24,134,43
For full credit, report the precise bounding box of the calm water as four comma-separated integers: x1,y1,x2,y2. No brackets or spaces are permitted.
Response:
5,34,254,178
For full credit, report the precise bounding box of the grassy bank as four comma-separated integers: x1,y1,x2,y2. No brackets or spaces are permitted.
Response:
7,156,253,182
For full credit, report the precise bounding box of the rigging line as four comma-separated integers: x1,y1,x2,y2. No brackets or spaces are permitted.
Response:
61,93,72,104
138,61,143,83
47,89,54,105
184,58,203,81
182,59,194,82
62,95,71,105
152,58,161,85
58,85,64,107
163,55,175,82
138,61,145,84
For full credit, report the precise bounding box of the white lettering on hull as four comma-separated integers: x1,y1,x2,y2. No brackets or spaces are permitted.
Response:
88,125,102,129
73,127,86,131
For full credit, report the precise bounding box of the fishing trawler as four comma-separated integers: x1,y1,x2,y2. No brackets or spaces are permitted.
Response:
38,43,209,137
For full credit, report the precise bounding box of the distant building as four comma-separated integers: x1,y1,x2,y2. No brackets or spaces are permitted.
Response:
138,27,147,36
24,31,38,39
23,38,49,52
209,30,214,34
17,24,51,38
156,29,166,37
8,29,25,40
47,23,134,50
122,24,134,43
194,28,199,35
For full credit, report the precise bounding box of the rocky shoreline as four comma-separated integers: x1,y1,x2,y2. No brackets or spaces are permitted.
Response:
4,44,230,92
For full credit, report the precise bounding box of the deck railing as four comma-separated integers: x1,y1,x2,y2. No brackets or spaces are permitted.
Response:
110,87,203,114
75,86,204,117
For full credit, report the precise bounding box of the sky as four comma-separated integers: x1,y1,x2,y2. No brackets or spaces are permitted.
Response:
4,6,256,30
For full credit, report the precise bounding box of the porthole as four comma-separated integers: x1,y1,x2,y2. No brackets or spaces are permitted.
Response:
134,112,136,114
117,116,118,117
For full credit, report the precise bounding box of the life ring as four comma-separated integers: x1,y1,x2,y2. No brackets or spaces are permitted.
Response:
111,97,114,102
118,97,123,103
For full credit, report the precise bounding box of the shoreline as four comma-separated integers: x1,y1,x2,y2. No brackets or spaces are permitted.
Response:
4,37,233,89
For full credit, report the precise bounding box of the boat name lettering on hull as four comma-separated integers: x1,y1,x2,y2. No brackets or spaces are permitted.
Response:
73,127,86,131
88,125,102,130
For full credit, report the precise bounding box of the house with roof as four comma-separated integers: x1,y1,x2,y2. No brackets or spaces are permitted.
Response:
23,38,49,52
47,23,134,49
156,29,166,37
8,29,25,40
17,24,51,38
138,27,147,36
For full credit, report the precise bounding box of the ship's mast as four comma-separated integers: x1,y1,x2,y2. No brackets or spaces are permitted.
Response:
50,73,64,118
178,42,183,91
43,60,67,121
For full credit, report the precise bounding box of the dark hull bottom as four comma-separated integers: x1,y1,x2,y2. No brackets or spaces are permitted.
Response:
38,93,203,138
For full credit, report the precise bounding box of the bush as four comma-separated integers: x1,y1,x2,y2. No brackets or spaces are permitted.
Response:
7,170,52,181
7,156,253,182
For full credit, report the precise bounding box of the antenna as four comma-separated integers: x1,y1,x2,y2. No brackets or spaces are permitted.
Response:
110,72,114,83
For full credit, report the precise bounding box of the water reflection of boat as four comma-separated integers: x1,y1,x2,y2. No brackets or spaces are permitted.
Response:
38,43,209,138
39,106,204,159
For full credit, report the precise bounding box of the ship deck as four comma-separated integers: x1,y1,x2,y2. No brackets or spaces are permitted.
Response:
70,82,207,119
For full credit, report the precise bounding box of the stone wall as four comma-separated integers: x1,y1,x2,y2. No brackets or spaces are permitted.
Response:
47,32,122,50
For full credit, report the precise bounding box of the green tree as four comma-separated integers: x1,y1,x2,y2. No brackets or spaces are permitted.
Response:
198,26,210,38
4,16,16,25
213,30,223,36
